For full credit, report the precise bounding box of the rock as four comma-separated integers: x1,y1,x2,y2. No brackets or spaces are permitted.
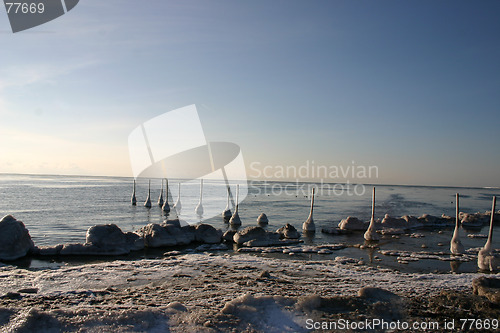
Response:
163,219,181,228
164,250,182,256
73,224,132,255
17,288,38,294
135,224,177,248
125,232,145,251
234,227,282,247
59,243,95,255
1,292,21,300
164,224,190,245
419,214,453,228
86,224,127,250
472,277,500,304
181,225,196,243
418,214,437,226
402,215,423,229
379,228,405,235
195,224,222,244
233,226,267,244
222,229,237,242
334,256,358,264
0,215,35,260
467,234,487,239
59,243,129,256
195,243,228,252
36,244,64,256
358,287,400,302
276,224,300,239
461,213,487,229
259,270,271,278
243,236,280,247
166,301,187,312
338,216,367,231
378,215,422,230
257,213,269,224
380,214,406,229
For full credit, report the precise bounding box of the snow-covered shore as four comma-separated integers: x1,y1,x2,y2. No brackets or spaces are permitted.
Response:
1,253,499,332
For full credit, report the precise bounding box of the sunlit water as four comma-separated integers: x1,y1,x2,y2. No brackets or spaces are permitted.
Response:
1,174,499,273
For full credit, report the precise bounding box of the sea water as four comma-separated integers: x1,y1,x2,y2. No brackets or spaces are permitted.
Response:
0,174,499,272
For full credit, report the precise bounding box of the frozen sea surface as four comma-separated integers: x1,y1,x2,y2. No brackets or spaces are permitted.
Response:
1,174,499,273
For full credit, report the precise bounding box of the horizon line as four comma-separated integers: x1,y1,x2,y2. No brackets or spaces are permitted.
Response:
0,172,498,191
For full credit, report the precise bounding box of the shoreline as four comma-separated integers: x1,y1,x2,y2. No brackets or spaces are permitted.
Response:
1,253,499,332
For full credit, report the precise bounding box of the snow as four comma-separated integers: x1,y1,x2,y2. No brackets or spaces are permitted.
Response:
1,253,499,332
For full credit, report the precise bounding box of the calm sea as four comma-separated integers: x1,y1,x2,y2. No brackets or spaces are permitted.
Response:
1,174,499,272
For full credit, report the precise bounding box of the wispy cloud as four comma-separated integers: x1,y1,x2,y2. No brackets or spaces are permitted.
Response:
0,59,100,91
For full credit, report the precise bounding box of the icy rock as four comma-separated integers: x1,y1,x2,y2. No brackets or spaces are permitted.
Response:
1,292,21,300
234,226,267,244
86,224,127,250
59,243,96,255
0,215,35,260
358,287,400,302
60,242,130,256
196,243,228,252
243,236,281,247
166,301,187,312
467,234,488,239
164,250,182,256
380,214,406,229
378,228,404,235
50,225,133,256
276,224,300,239
472,277,500,304
135,223,177,248
257,213,269,224
181,225,196,243
418,214,437,225
234,226,281,246
164,224,190,245
163,219,181,228
36,244,64,256
18,288,38,294
222,229,237,242
380,215,422,230
334,256,358,264
461,213,487,228
338,216,367,231
419,214,453,228
402,215,423,229
259,270,271,278
125,232,145,251
195,224,222,244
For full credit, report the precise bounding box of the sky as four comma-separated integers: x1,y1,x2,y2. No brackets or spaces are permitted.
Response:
0,0,499,187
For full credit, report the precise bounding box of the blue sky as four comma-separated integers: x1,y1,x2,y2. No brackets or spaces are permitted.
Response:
0,0,499,187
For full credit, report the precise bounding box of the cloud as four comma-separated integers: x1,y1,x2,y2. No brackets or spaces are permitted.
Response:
0,59,100,92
